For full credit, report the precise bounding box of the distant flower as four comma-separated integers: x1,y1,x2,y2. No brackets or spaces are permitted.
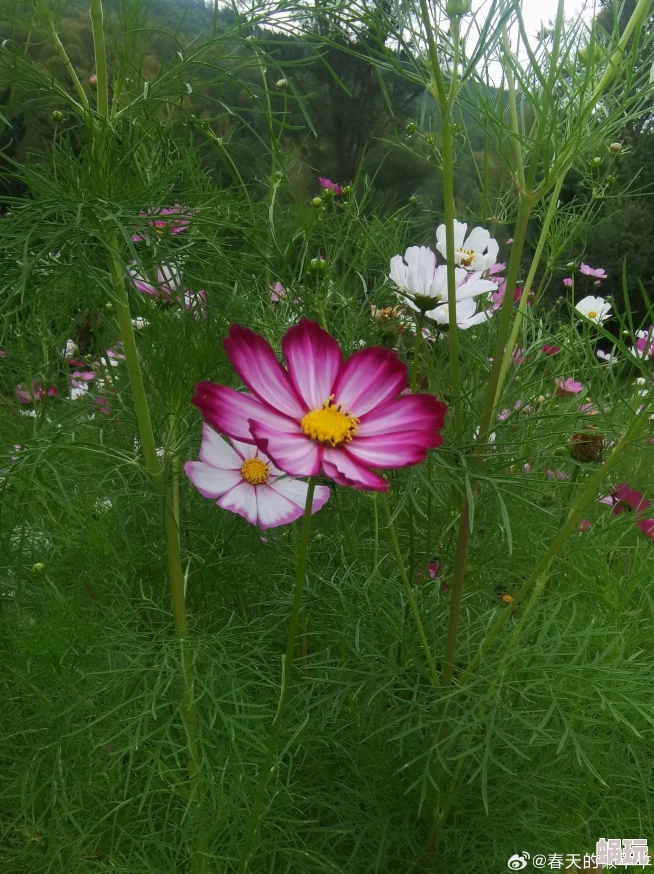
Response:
489,282,532,312
15,383,58,404
575,295,611,325
555,377,584,396
506,238,513,245
512,347,524,365
631,329,654,360
428,560,440,579
612,483,650,516
579,402,598,415
523,462,531,473
182,289,207,320
636,519,654,540
131,204,195,242
542,344,560,355
0,350,5,358
94,397,111,416
132,318,149,330
427,297,492,330
270,281,288,302
62,340,78,359
130,262,181,300
318,177,344,195
562,278,573,287
192,319,447,492
546,469,570,481
71,370,95,382
579,263,607,280
578,518,592,532
389,246,495,312
436,220,499,271
185,424,330,528
497,408,511,421
596,349,618,363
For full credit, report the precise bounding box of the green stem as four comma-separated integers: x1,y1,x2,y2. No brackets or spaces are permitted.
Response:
89,0,109,119
45,9,90,112
411,313,424,391
440,498,471,687
460,411,647,685
494,174,565,406
239,478,317,873
380,492,440,688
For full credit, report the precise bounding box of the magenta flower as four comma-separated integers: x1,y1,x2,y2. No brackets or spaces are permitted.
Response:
130,263,180,300
131,204,195,242
318,177,344,195
428,560,440,579
185,424,330,528
562,278,573,287
15,383,58,404
192,319,447,492
579,263,607,280
94,397,111,416
612,483,650,516
542,344,560,355
555,377,584,396
636,519,654,540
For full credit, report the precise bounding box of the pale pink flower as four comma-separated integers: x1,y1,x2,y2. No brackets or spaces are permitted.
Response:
15,383,58,404
192,319,448,492
270,282,288,303
71,370,95,381
185,425,330,528
523,462,531,473
562,278,573,287
497,408,511,421
131,204,195,242
555,377,584,396
489,262,505,276
579,263,607,280
546,469,570,481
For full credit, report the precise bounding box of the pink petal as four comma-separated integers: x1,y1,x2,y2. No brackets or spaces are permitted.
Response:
357,394,447,437
321,448,388,491
217,481,258,525
249,420,321,477
347,432,441,468
224,325,305,418
636,519,654,539
192,383,296,443
269,477,330,513
281,319,343,410
198,425,243,470
332,347,408,417
185,461,243,499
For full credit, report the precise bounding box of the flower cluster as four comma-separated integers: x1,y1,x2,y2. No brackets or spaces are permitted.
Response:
186,320,447,527
129,262,207,319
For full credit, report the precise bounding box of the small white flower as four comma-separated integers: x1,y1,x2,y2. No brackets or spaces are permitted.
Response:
132,317,149,329
389,246,495,312
596,349,617,363
575,295,611,324
62,339,78,359
426,297,492,330
435,220,499,272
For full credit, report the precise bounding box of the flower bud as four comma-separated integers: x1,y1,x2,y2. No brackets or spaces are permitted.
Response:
446,0,472,15
32,562,46,575
105,301,114,311
341,185,352,196
275,78,287,90
311,196,323,207
406,121,417,134
565,261,576,269
606,174,615,183
51,110,65,123
592,156,601,166
308,256,326,274
88,73,97,88
609,142,622,153
408,195,418,206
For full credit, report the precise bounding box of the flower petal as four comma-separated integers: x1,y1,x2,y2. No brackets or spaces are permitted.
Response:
269,477,331,513
332,347,407,416
223,325,305,417
192,383,296,443
185,461,243,499
249,420,321,476
198,424,243,469
281,319,343,409
347,431,441,468
217,481,258,525
357,394,447,437
321,448,388,491
252,484,308,528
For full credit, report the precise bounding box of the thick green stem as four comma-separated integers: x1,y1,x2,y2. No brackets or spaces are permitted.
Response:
460,411,647,685
494,175,565,406
380,492,440,688
440,498,471,687
239,479,317,873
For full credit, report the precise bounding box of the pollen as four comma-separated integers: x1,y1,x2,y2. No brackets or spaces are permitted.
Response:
300,396,359,447
588,310,597,319
240,457,269,485
457,248,475,267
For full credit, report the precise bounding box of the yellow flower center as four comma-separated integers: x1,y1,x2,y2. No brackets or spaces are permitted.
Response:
300,396,359,447
240,457,269,485
588,310,597,319
457,248,475,267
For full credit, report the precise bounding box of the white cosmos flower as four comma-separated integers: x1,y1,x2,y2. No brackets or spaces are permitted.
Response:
575,295,611,324
389,246,496,312
426,297,492,330
596,349,618,363
436,220,499,271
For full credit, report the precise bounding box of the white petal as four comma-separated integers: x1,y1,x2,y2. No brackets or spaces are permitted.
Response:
198,425,242,470
217,481,258,525
464,226,490,253
185,461,242,498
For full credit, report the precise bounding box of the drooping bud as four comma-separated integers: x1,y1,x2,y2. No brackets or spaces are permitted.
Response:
88,73,97,88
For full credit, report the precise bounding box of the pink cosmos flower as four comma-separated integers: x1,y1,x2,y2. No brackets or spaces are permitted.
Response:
71,370,95,381
636,519,654,539
489,282,532,312
318,177,344,195
612,483,650,516
578,518,592,532
497,408,511,422
270,282,288,303
130,262,180,300
192,319,447,492
185,424,330,528
182,289,207,320
546,469,570,481
632,329,654,360
94,397,111,416
579,263,607,280
523,462,531,473
542,344,560,355
562,278,573,287
15,383,58,403
131,204,195,242
489,262,505,276
428,560,440,579
579,402,598,415
555,377,584,396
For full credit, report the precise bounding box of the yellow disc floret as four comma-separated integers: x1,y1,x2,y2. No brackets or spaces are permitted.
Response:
240,457,269,485
588,310,597,319
457,248,475,267
300,396,359,447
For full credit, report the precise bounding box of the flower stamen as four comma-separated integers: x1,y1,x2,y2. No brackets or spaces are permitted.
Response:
300,396,359,447
240,457,269,485
457,248,475,267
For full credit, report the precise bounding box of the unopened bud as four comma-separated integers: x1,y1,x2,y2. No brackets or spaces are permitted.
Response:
51,110,65,123
311,196,323,207
275,78,287,90
308,256,326,273
609,142,622,153
32,562,46,575
88,73,97,88
592,156,601,166
406,121,417,134
565,261,576,269
606,174,615,183
105,301,114,311
446,0,472,15
409,195,418,206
